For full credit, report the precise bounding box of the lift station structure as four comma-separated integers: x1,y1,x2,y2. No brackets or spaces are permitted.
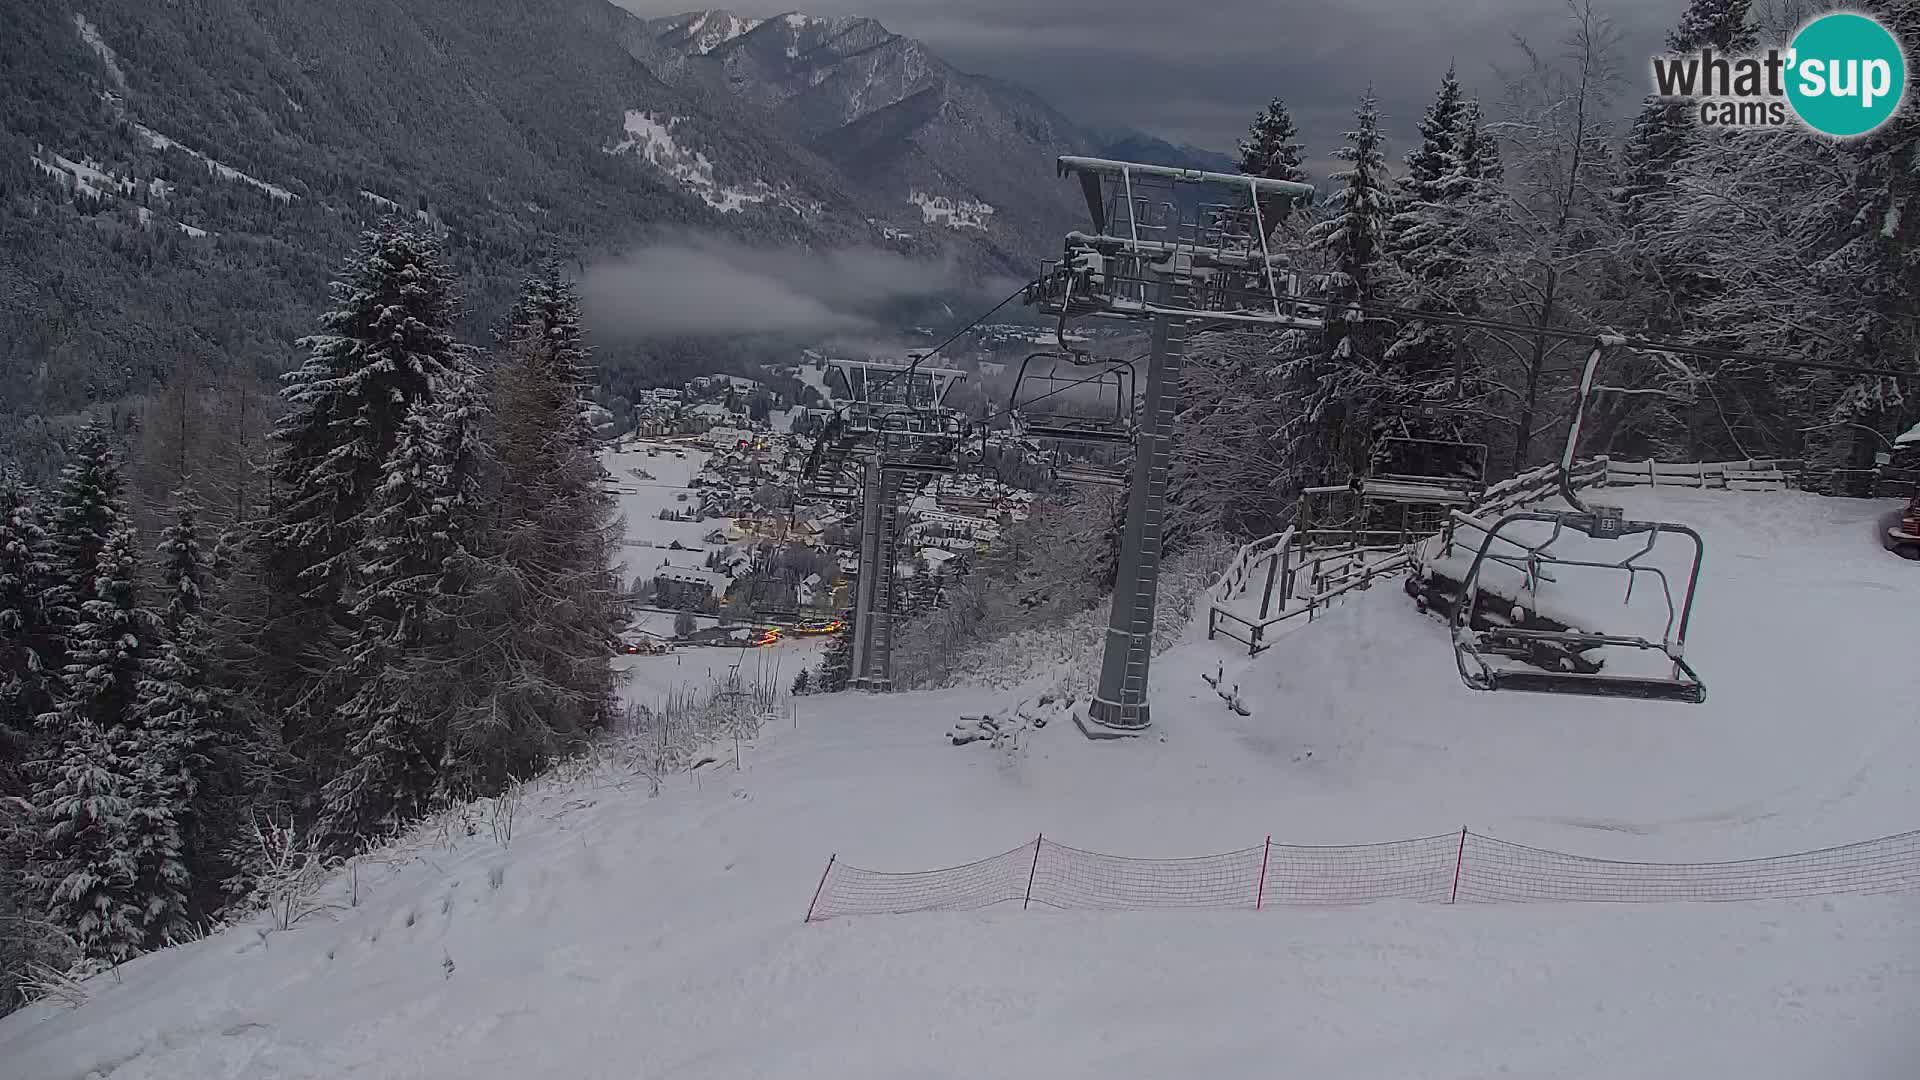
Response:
1023,156,1319,736
801,357,973,691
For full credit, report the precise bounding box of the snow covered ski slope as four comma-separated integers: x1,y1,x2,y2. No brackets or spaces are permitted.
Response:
2,487,1918,1079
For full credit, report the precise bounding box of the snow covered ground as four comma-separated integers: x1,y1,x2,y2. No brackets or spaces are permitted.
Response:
4,486,1919,1078
607,442,727,575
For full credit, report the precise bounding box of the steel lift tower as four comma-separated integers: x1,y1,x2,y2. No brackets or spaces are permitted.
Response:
1024,157,1319,736
800,358,972,691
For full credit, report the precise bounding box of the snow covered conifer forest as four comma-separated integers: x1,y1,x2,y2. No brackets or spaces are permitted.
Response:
0,228,622,1005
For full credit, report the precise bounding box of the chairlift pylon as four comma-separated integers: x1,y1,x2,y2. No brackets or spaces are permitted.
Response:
1449,341,1709,704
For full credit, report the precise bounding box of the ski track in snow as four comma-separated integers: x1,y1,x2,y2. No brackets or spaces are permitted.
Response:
4,487,1920,1078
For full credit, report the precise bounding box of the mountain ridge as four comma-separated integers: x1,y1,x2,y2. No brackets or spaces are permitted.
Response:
0,0,1237,458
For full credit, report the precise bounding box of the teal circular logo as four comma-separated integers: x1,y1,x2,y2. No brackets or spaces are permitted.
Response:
1786,12,1907,137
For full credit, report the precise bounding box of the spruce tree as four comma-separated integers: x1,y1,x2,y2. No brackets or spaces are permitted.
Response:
154,494,206,632
1237,98,1308,233
1398,66,1465,209
127,618,219,940
120,715,192,948
1310,88,1395,349
46,425,124,631
1238,98,1307,183
1450,98,1502,187
321,402,459,842
32,525,158,964
132,497,237,927
0,476,57,789
270,225,461,607
264,224,462,789
27,712,141,964
1382,74,1506,453
42,526,155,741
1294,88,1397,483
1385,69,1470,414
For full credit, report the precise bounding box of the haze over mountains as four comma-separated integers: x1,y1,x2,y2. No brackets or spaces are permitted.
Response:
0,1,1233,460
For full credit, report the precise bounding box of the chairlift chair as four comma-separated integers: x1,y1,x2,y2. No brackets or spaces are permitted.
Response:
872,409,971,475
1358,436,1490,508
1052,461,1132,488
1449,341,1709,704
1006,351,1136,445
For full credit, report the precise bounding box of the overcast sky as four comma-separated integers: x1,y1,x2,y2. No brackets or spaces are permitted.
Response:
612,0,1684,167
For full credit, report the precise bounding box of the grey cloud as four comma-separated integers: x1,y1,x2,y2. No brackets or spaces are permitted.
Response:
615,0,1682,158
580,234,981,338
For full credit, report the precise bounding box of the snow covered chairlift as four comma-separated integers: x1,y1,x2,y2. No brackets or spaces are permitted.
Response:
1450,341,1708,704
1007,349,1137,488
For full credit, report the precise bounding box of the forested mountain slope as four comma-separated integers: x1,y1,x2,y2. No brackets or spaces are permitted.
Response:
0,0,872,467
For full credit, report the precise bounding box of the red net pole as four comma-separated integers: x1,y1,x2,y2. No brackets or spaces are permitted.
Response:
1023,834,1043,910
1256,835,1271,911
1450,828,1467,904
804,854,836,923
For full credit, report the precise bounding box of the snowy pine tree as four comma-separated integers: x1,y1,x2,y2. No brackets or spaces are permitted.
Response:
1450,98,1501,187
27,712,141,964
0,475,57,789
131,496,239,927
1616,1,1753,234
119,715,192,948
1309,88,1394,358
1237,98,1308,233
1604,0,1771,458
1398,67,1464,209
321,402,461,842
270,225,461,610
42,526,156,742
32,524,159,964
45,426,124,634
1290,88,1397,482
1238,98,1307,183
1384,68,1482,444
154,495,206,632
263,223,462,789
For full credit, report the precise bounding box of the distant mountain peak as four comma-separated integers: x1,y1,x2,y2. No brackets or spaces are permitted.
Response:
633,5,1099,270
651,10,901,57
652,9,767,55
